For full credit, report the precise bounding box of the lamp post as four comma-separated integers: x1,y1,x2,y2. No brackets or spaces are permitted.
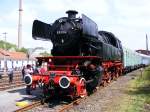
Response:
2,32,7,76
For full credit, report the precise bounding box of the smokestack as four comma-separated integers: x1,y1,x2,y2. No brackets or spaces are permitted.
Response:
66,10,78,19
146,34,148,51
18,0,23,49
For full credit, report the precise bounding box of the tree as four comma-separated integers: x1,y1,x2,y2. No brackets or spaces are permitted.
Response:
16,47,28,53
39,51,52,56
0,40,17,50
0,40,28,53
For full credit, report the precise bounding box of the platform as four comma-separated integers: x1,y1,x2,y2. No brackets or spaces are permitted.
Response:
0,86,42,112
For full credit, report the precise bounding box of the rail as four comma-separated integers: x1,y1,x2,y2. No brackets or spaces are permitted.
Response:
14,101,41,112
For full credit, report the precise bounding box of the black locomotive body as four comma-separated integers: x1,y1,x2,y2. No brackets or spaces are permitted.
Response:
32,10,123,61
31,10,124,95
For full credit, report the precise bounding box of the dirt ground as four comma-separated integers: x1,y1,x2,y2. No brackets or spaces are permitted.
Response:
67,69,143,112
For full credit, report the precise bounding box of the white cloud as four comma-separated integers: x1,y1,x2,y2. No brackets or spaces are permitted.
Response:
41,0,65,12
0,9,18,28
38,0,109,17
23,5,38,25
22,30,52,51
0,27,18,45
0,0,150,51
113,0,150,17
0,16,3,23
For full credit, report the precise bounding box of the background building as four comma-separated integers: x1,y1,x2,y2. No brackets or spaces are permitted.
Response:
0,49,35,71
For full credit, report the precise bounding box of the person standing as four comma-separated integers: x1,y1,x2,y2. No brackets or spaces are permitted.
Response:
8,67,14,83
32,64,39,74
39,62,47,74
25,64,33,95
25,64,33,75
21,66,26,80
39,66,46,74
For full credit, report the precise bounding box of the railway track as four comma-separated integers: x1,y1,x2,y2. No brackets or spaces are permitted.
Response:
0,71,21,79
14,85,107,112
14,97,86,112
14,81,108,112
0,72,21,79
0,72,25,91
0,82,25,91
58,97,86,112
15,101,41,112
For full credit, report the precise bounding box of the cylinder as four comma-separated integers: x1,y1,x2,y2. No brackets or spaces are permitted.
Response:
59,76,70,89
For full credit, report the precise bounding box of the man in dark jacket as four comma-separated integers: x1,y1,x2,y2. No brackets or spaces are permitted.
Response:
8,68,14,83
22,66,26,80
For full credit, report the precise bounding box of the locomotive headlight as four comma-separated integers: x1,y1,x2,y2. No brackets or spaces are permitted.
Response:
59,76,70,89
24,74,32,85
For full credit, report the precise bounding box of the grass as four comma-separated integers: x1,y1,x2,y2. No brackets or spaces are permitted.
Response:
120,67,150,112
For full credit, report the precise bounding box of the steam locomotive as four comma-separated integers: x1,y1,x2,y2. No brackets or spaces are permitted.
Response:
24,10,147,99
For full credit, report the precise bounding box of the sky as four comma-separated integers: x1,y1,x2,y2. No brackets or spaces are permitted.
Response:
0,0,150,52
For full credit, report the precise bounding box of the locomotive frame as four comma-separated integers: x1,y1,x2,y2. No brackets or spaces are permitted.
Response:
25,55,122,99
